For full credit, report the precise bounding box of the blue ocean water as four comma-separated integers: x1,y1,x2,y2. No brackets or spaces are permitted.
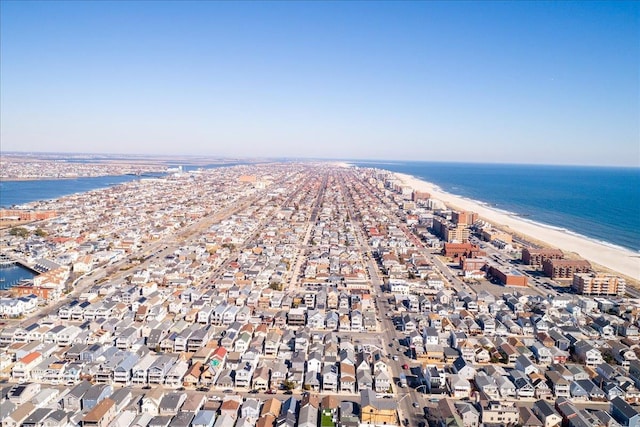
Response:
353,161,640,253
0,175,147,208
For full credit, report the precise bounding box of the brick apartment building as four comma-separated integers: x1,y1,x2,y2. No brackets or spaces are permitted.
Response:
542,258,591,279
452,211,478,226
522,248,564,266
442,243,484,258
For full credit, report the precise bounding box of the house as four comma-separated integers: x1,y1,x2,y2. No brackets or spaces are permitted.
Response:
532,399,562,427
219,397,241,419
339,362,356,393
456,401,480,427
252,365,270,391
611,396,640,427
360,389,397,425
519,407,544,427
158,392,186,415
447,374,471,399
515,355,540,376
192,410,216,427
511,371,535,398
141,387,164,415
82,384,113,411
261,398,282,418
573,340,603,367
82,398,116,427
7,382,41,405
235,362,254,388
322,364,339,393
437,399,463,427
63,381,91,411
546,371,570,398
240,398,261,420
374,369,391,393
452,357,476,380
480,401,519,426
475,372,499,400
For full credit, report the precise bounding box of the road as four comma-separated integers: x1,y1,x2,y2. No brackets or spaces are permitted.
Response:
338,172,428,427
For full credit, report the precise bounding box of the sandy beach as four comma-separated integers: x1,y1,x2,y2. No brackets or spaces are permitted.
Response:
395,172,640,281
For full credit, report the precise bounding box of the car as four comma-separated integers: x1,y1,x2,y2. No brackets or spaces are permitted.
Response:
413,402,420,408
265,389,276,394
223,389,234,394
248,389,259,394
284,390,293,395
402,364,409,369
196,387,210,392
392,355,399,361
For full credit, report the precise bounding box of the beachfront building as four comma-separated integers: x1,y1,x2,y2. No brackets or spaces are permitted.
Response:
542,259,591,279
522,248,564,266
433,217,471,244
481,228,513,244
572,273,626,296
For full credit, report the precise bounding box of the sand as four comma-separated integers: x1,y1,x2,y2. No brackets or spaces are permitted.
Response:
395,172,640,281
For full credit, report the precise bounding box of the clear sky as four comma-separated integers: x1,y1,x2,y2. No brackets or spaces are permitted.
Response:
1,1,638,166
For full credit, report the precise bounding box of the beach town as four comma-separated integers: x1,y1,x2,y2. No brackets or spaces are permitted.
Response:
0,161,639,427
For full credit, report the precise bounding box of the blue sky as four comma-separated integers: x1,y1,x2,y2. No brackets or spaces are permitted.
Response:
1,1,638,166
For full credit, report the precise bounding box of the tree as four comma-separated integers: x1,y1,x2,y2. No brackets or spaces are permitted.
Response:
269,282,283,291
34,228,48,237
282,380,296,391
9,227,29,238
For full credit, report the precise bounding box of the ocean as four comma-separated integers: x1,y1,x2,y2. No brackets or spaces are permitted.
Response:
352,161,640,253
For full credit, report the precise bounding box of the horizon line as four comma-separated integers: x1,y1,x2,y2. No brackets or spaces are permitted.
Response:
1,150,638,169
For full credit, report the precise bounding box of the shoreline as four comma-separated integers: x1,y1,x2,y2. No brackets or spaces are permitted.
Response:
395,172,640,281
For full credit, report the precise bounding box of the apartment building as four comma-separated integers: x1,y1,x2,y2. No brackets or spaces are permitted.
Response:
572,272,626,296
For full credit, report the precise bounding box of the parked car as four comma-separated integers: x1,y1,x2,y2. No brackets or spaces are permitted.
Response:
402,364,409,369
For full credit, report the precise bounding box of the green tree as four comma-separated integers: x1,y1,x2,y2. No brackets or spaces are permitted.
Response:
34,228,48,237
9,227,29,238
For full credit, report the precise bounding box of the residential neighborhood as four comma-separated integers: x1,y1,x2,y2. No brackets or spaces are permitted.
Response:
0,162,639,427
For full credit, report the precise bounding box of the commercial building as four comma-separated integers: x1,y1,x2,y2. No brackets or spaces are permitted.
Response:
572,273,626,296
542,259,591,279
487,265,528,287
